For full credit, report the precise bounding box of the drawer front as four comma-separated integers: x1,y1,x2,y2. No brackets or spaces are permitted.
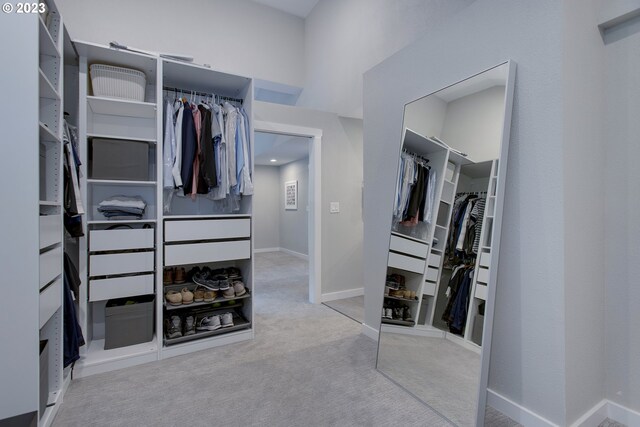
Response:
40,278,62,329
90,228,154,252
90,274,154,302
479,252,491,268
476,267,490,284
428,253,442,268
39,214,61,249
422,281,436,296
40,246,62,290
389,235,428,259
164,240,251,266
387,252,426,275
164,218,250,242
475,283,488,301
425,267,439,282
90,251,154,277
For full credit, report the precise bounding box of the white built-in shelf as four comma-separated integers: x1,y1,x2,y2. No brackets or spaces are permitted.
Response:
390,231,428,245
39,201,61,207
445,179,455,186
39,69,60,100
83,337,158,366
87,219,157,225
39,16,59,58
481,246,491,250
39,122,60,143
163,290,251,311
440,199,451,205
40,389,63,427
163,317,251,346
435,224,447,230
87,179,157,187
87,133,156,144
384,294,419,303
486,215,494,219
431,248,443,253
87,96,157,119
164,214,253,220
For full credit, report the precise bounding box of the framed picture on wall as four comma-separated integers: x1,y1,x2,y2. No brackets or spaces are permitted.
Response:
285,180,298,210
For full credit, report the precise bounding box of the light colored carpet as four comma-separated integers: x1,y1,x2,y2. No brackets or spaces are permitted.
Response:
323,296,364,324
53,252,451,427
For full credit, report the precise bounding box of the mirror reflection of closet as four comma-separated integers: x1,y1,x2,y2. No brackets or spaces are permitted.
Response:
376,62,516,427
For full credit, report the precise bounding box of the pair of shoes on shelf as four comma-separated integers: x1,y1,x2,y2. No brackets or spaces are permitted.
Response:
196,312,234,331
193,286,217,302
164,267,186,285
165,288,194,306
382,307,393,319
164,315,196,339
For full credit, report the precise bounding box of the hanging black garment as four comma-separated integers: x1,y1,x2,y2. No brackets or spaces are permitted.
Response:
198,106,217,190
180,102,197,195
404,165,426,221
449,269,473,334
63,253,85,367
442,267,466,323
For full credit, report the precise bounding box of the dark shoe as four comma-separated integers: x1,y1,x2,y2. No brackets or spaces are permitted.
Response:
165,315,182,339
184,315,196,336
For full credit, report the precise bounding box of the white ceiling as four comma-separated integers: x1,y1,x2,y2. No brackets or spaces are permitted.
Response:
251,0,320,18
254,132,310,166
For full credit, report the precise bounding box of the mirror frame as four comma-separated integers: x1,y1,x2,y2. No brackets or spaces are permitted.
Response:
375,60,517,427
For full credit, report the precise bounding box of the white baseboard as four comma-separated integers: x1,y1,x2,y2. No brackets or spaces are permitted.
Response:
321,287,363,302
278,247,309,260
570,400,608,427
606,400,640,426
254,247,280,253
486,389,559,427
361,323,379,341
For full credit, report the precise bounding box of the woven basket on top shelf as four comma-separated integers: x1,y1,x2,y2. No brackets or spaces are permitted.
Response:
90,64,146,102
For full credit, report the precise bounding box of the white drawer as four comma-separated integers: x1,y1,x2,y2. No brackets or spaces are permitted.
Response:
90,228,154,252
477,267,489,284
479,252,491,268
40,278,62,329
164,240,251,266
422,281,436,296
389,235,428,259
40,246,62,290
387,252,426,275
39,214,61,249
425,267,439,282
164,218,250,242
475,283,488,301
90,251,154,277
428,253,442,268
89,274,154,302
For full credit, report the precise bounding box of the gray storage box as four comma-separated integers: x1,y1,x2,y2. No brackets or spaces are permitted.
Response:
90,138,149,181
472,314,484,346
39,340,48,419
105,295,154,350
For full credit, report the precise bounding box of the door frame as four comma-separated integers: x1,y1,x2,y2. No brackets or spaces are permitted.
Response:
253,120,323,304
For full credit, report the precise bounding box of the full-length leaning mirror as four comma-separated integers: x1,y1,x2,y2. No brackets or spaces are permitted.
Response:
376,62,516,427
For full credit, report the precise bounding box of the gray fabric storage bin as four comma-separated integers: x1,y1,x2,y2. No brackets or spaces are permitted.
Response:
105,294,154,350
90,138,149,181
39,340,48,419
472,314,484,346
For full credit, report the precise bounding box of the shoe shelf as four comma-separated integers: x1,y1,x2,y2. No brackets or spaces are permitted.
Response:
164,288,251,311
381,318,416,327
164,315,251,346
384,295,419,303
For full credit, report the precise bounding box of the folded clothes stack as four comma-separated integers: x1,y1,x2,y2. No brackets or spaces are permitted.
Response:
98,195,147,220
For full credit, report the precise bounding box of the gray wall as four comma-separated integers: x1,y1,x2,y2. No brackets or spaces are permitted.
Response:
363,0,567,423
253,165,280,250
254,101,363,295
279,158,309,255
603,5,640,414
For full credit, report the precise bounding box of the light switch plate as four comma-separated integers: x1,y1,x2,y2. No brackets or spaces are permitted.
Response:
330,202,340,213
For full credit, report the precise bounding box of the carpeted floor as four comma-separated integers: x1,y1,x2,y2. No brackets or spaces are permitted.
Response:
53,252,452,427
323,296,364,324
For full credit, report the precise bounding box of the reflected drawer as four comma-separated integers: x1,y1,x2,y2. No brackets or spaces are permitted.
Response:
164,218,250,242
423,281,436,296
387,252,426,275
90,228,154,252
389,235,428,259
425,267,439,282
475,283,488,301
89,274,154,302
90,251,154,277
39,278,62,329
428,253,442,268
39,214,61,249
476,267,489,284
40,246,62,290
164,240,250,266
479,252,491,268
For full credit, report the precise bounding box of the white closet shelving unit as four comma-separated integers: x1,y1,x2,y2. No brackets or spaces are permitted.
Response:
382,128,496,353
74,41,159,377
160,59,255,359
71,42,255,375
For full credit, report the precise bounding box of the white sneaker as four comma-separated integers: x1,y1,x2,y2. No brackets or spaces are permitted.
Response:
197,315,221,331
220,312,234,328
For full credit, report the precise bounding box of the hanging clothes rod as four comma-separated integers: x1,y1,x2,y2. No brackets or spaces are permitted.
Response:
456,191,487,195
162,86,243,105
402,148,430,164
